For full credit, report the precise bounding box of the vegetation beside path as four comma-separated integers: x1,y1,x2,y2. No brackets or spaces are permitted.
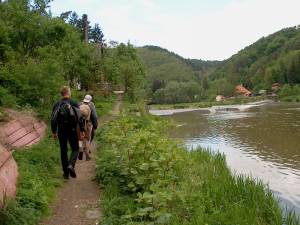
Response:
96,110,299,225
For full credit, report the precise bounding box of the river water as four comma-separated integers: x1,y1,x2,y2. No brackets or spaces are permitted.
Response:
164,102,300,216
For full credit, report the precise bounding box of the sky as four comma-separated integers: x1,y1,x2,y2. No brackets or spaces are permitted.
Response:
51,0,300,60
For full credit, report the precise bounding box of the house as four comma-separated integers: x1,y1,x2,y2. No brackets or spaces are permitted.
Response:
216,95,225,102
236,85,252,97
271,83,282,92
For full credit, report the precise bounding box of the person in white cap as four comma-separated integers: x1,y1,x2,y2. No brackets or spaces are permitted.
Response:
83,95,98,137
78,95,98,160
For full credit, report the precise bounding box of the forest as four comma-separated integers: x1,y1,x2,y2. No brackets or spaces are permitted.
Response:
138,27,300,104
137,46,220,103
0,0,145,115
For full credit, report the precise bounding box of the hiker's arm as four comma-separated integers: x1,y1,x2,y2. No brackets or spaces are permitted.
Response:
90,110,98,129
51,103,59,135
91,102,98,118
78,116,85,131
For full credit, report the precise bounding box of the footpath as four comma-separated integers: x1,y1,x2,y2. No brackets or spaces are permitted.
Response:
41,94,123,225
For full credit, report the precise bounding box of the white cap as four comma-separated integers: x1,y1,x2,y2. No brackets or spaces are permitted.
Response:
83,94,92,103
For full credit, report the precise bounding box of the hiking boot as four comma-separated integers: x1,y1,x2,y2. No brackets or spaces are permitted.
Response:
78,151,83,160
86,154,91,161
63,173,69,180
68,165,77,178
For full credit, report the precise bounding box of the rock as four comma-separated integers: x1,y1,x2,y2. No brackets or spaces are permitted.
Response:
0,144,18,207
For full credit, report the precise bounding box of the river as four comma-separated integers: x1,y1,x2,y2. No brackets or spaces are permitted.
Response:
156,102,300,217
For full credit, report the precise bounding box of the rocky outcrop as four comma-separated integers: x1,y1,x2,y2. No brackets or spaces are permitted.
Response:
0,111,46,150
0,144,18,207
0,110,46,207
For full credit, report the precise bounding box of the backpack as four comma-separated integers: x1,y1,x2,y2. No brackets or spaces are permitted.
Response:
57,102,77,125
79,103,91,121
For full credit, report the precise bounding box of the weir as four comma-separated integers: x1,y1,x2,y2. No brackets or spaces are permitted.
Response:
149,100,273,116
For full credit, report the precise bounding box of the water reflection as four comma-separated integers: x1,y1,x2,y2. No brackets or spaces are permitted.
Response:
168,103,300,216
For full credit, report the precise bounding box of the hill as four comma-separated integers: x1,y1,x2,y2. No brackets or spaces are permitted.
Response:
137,45,220,103
210,26,300,94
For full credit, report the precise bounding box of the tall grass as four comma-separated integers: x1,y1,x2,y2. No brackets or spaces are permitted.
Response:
96,114,299,225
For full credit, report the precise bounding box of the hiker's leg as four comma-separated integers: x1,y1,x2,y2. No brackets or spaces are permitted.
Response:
90,128,94,142
83,138,91,160
58,132,68,175
68,128,79,168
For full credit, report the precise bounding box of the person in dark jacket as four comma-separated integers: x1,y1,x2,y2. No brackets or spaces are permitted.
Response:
51,86,85,179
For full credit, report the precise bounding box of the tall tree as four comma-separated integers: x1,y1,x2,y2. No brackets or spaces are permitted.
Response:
89,23,104,43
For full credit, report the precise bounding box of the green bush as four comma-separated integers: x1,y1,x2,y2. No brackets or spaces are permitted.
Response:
0,87,17,107
279,84,300,102
96,115,299,225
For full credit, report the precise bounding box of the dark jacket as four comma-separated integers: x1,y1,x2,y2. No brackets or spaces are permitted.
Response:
51,98,85,134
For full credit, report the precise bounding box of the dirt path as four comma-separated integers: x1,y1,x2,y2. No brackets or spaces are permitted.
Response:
41,94,123,225
111,93,123,116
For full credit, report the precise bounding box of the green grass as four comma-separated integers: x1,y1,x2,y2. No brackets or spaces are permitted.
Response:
150,96,266,110
0,131,63,225
96,114,299,225
0,107,7,122
93,94,116,116
280,95,300,102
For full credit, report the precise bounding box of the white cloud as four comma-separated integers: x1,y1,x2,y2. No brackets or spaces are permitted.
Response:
51,0,300,60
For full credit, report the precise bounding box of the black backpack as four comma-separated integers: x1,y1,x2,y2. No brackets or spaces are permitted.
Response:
52,101,76,125
58,102,73,123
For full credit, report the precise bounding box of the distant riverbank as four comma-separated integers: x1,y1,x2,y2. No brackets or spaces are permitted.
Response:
150,99,273,116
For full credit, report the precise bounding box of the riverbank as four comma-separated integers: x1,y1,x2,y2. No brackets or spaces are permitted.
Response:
96,112,299,225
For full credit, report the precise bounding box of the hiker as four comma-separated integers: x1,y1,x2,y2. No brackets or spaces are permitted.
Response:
81,94,98,142
78,95,98,160
51,86,85,179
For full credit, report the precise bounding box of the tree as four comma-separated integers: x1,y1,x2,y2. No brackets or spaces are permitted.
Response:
31,0,53,16
60,11,72,21
102,43,145,101
89,23,104,43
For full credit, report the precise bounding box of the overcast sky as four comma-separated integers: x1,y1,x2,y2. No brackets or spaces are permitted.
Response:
51,0,300,60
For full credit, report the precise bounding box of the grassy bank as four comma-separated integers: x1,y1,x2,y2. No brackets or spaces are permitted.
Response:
96,114,299,225
150,96,266,110
278,84,300,102
0,133,62,225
